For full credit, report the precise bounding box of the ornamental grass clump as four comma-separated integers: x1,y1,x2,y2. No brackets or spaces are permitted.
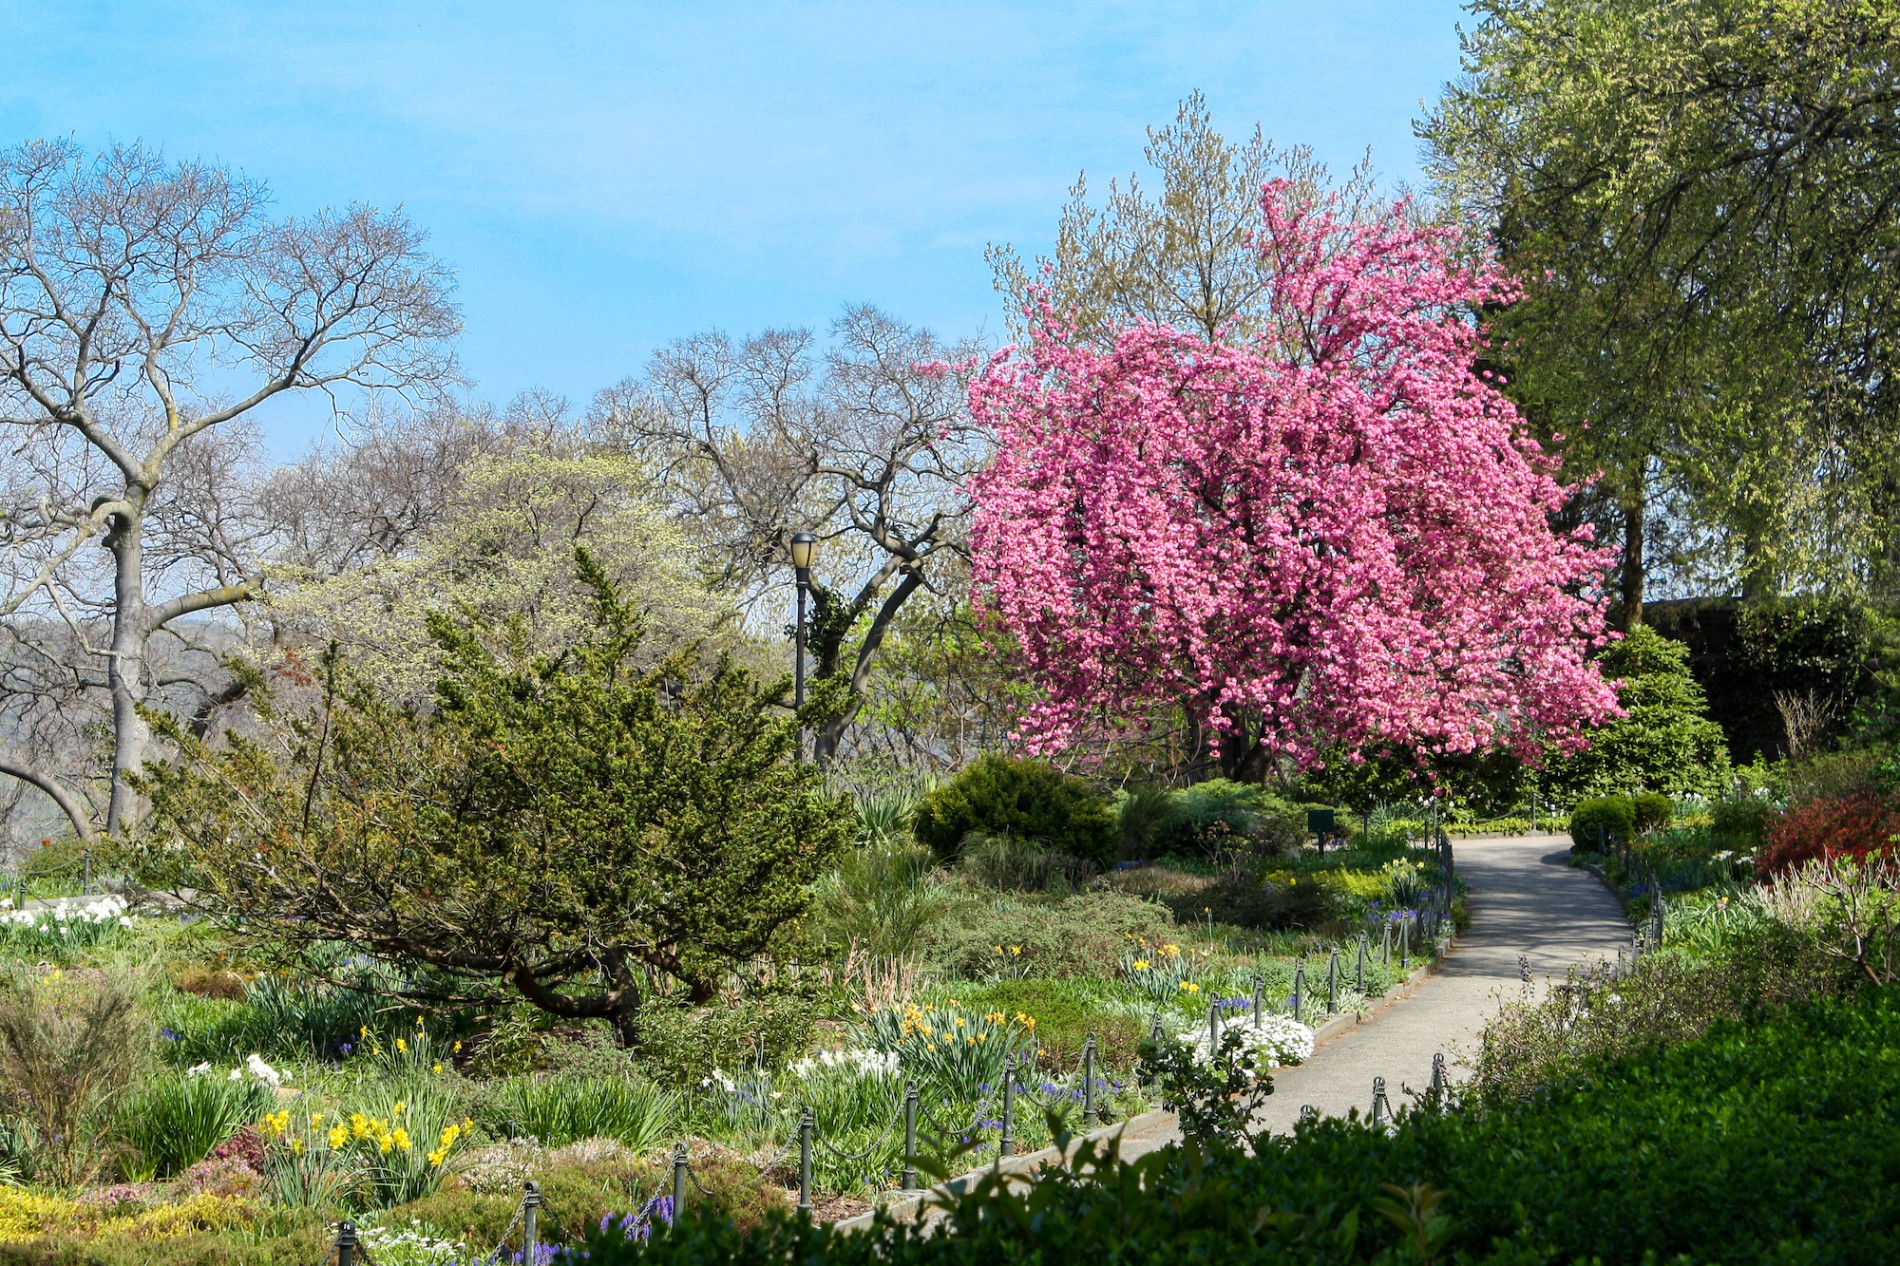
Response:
118,1073,274,1179
482,1073,677,1151
0,966,148,1188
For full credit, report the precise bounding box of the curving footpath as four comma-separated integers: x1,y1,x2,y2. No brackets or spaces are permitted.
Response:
838,834,1632,1229
1114,833,1632,1158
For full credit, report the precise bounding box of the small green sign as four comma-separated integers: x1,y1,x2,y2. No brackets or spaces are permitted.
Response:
1306,808,1336,834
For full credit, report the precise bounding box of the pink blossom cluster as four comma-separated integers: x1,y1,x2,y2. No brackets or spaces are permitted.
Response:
967,183,1620,769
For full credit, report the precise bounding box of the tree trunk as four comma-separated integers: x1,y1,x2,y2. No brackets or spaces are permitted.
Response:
104,496,151,836
1620,484,1646,630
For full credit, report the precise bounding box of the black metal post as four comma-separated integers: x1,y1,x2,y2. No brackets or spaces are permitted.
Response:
1400,918,1411,970
1371,1075,1388,1129
335,1221,357,1266
522,1181,540,1258
797,1106,814,1215
1291,958,1306,1022
1356,935,1367,992
1000,1054,1016,1159
1082,1036,1098,1128
794,570,809,763
901,1082,919,1188
1251,973,1263,1026
671,1142,688,1223
1326,948,1339,1013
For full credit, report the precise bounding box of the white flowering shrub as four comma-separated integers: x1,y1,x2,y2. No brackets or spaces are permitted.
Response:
1179,1013,1314,1070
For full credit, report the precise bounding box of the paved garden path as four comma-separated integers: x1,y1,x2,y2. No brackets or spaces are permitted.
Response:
1115,833,1631,1159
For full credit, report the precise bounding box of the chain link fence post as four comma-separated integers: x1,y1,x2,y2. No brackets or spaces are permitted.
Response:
521,1180,540,1259
999,1053,1016,1159
671,1142,688,1224
901,1081,919,1189
797,1106,814,1216
1082,1035,1098,1129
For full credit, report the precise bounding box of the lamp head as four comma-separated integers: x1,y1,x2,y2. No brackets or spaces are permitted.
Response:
789,532,817,571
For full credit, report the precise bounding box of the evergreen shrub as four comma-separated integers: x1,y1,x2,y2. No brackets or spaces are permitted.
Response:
1632,790,1674,833
913,755,1115,869
1567,796,1634,853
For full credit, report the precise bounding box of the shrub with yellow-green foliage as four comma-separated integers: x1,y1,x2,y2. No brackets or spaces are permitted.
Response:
0,1188,256,1243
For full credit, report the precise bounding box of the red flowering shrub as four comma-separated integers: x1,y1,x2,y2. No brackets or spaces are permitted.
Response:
1757,788,1900,878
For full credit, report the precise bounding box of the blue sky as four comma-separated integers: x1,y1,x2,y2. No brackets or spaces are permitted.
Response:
1,1,1468,449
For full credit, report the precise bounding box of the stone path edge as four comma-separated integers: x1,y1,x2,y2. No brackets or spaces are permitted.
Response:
830,951,1447,1233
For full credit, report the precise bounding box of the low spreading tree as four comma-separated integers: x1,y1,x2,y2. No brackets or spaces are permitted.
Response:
120,553,854,1047
967,182,1619,779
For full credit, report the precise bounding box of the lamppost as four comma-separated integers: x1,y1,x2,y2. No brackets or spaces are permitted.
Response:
789,532,817,761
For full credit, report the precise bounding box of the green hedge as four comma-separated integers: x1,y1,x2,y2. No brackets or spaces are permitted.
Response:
580,986,1900,1264
1568,795,1634,852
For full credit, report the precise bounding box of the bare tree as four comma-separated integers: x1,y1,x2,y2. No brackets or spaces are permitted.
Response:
0,141,457,838
593,306,985,762
987,92,1379,346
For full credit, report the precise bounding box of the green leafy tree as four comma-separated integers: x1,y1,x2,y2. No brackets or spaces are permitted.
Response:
122,553,854,1048
1422,0,1900,619
1547,626,1730,803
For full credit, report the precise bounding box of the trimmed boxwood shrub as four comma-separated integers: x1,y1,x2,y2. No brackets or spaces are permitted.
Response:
1568,795,1634,853
1632,790,1674,833
913,754,1115,868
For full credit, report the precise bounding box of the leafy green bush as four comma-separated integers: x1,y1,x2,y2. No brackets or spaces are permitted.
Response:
913,755,1115,868
475,1074,676,1151
1543,625,1732,801
1710,795,1772,849
1632,790,1673,833
635,990,819,1088
580,985,1900,1266
1164,870,1335,932
118,1076,273,1179
1567,795,1634,853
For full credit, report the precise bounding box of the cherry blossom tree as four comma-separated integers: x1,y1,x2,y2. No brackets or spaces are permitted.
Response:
966,181,1620,780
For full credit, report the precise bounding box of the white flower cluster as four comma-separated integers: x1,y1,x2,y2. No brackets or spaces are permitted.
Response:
0,894,133,929
186,1052,287,1088
699,1068,739,1094
358,1219,466,1265
1181,1013,1316,1071
789,1047,901,1079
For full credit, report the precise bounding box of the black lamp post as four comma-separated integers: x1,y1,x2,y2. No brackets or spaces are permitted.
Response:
789,532,817,761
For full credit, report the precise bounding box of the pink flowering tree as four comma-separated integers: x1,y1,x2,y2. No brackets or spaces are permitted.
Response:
966,182,1619,780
